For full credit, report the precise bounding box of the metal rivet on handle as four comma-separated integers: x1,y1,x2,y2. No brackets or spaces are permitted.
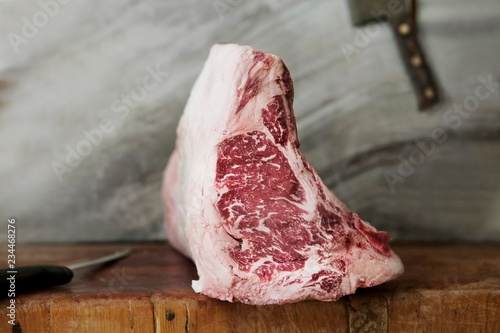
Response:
411,55,422,67
398,23,411,35
424,87,435,99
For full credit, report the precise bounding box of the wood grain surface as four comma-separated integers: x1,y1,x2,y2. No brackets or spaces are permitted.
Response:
0,242,499,332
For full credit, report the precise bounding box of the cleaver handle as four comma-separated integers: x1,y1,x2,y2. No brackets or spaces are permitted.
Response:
390,16,439,111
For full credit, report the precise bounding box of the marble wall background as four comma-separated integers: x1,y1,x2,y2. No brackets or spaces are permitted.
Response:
0,0,499,242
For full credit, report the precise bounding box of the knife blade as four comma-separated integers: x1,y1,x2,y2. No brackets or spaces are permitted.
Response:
1,248,130,295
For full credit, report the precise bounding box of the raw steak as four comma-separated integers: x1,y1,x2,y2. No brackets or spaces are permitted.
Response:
162,44,404,305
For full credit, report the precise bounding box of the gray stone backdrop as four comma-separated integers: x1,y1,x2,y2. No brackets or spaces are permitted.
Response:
0,0,499,242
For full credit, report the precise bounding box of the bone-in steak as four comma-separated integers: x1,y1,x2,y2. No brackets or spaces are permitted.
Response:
162,44,404,305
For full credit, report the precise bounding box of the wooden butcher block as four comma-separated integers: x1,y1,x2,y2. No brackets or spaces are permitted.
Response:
0,243,499,332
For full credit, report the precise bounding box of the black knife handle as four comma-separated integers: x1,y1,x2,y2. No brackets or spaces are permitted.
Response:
1,265,74,295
